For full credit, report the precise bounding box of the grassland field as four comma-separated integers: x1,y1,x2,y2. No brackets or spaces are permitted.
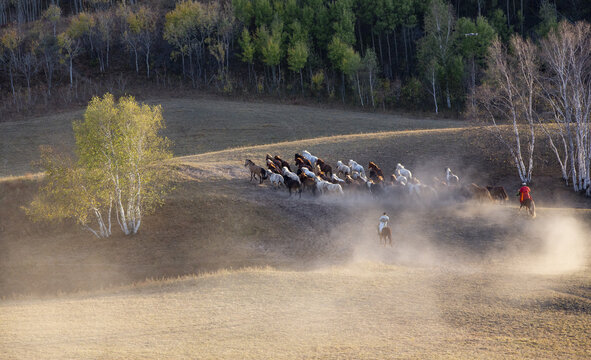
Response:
0,98,590,359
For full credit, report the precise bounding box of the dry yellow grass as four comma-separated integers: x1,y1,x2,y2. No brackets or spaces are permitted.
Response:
1,264,590,359
2,99,591,359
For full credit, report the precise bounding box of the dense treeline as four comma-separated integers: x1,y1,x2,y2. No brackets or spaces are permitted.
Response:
0,0,590,117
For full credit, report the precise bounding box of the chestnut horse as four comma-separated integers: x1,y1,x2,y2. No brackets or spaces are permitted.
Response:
368,161,385,183
379,226,392,246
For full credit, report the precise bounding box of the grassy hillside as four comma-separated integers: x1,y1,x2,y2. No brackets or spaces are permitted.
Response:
0,98,463,177
1,126,587,297
1,100,590,359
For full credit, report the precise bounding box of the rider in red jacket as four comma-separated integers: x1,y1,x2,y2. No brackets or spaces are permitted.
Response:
517,183,532,204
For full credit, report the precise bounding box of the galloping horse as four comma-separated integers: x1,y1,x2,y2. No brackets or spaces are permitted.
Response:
520,198,536,218
379,226,392,246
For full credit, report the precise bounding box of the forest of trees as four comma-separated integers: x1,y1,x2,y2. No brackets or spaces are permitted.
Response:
0,0,590,117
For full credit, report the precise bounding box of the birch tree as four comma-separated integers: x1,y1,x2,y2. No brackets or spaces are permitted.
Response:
423,0,456,109
43,4,61,37
287,39,309,94
26,146,114,238
0,26,21,102
27,94,173,237
539,21,591,193
124,6,157,77
57,31,81,87
362,48,378,108
475,36,539,183
238,27,255,83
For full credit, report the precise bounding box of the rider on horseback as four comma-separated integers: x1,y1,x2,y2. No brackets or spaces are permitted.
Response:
517,182,532,205
378,212,389,234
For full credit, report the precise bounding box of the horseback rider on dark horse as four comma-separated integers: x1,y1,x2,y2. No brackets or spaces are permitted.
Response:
517,182,536,218
378,212,392,246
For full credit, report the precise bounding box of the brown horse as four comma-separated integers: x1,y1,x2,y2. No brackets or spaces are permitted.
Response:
284,176,302,198
520,198,536,218
316,158,333,177
379,226,392,246
486,186,508,203
244,159,268,184
299,173,317,195
266,159,281,174
368,162,385,183
274,155,291,171
469,183,493,203
295,157,314,171
266,154,283,171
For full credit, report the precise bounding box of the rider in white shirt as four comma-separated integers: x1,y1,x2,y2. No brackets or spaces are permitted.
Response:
378,212,389,233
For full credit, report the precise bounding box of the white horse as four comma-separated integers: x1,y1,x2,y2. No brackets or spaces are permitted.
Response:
445,168,459,185
392,173,407,186
315,177,344,195
336,161,351,176
331,174,346,184
348,160,366,176
282,166,300,183
301,167,316,179
302,150,318,166
351,171,368,183
266,170,285,188
396,163,412,179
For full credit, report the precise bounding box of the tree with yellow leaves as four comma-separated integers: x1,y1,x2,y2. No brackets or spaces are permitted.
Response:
27,94,173,237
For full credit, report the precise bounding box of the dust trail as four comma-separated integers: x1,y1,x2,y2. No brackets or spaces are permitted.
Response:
321,194,589,275
515,214,589,275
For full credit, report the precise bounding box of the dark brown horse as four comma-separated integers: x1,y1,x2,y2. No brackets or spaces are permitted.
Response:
295,153,313,169
520,198,536,218
379,226,392,246
266,159,281,174
486,186,508,202
284,176,302,198
469,183,493,203
266,154,283,171
295,157,314,171
368,162,385,183
274,155,291,171
316,158,333,177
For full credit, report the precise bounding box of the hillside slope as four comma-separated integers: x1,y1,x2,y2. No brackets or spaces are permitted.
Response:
0,98,463,177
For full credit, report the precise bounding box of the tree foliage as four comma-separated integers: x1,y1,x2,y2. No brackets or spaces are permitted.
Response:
3,0,591,115
27,93,172,237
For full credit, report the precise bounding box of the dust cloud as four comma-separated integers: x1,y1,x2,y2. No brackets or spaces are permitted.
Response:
319,193,590,276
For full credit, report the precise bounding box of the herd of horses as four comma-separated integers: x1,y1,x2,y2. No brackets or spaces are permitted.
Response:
243,150,536,219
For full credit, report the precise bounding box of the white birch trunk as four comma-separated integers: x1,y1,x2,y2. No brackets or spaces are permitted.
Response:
431,68,438,114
